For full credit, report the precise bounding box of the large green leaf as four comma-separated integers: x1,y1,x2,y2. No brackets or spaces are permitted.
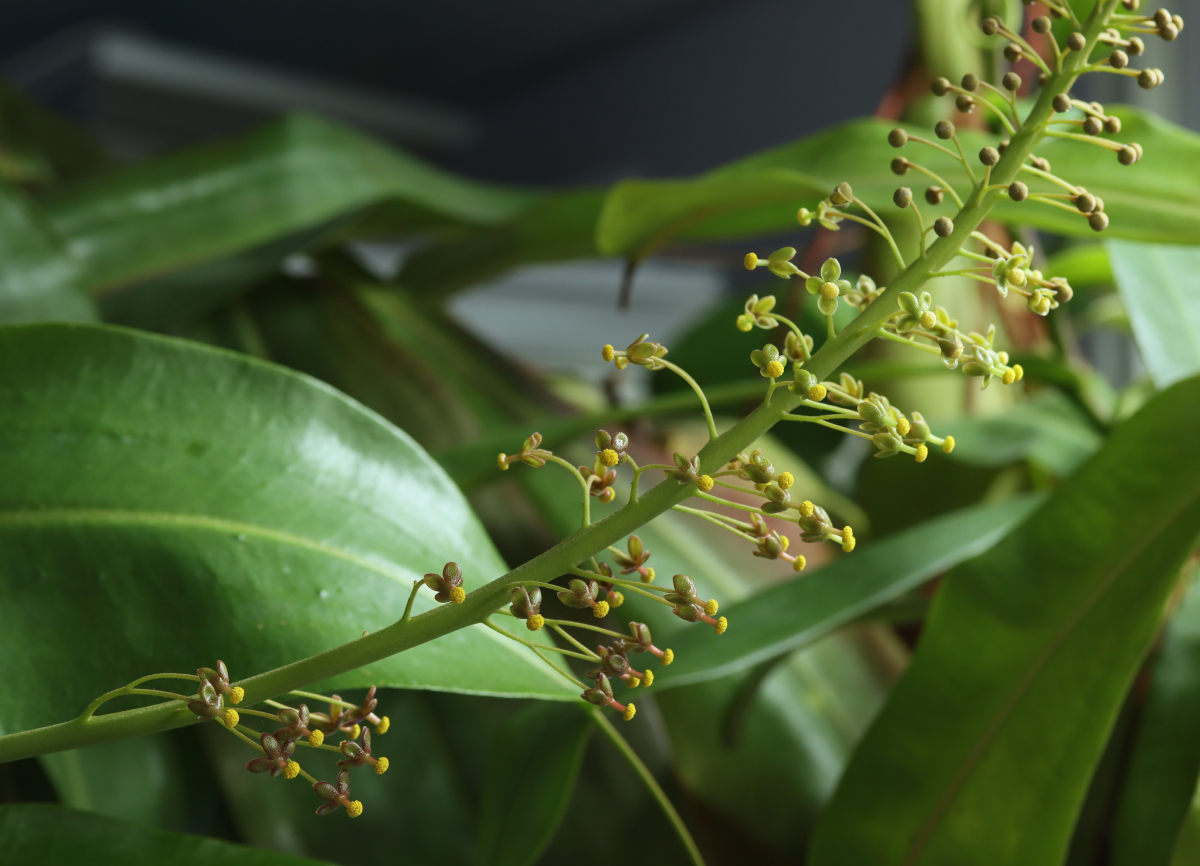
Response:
40,113,537,298
0,323,574,737
1107,239,1200,387
809,374,1200,866
0,804,331,865
0,178,95,322
596,107,1200,258
659,497,1039,688
1110,564,1200,866
477,702,593,866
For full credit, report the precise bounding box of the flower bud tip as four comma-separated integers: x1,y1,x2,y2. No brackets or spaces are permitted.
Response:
229,686,245,705
602,344,615,362
449,586,466,604
309,730,325,746
284,761,301,780
642,567,656,584
527,613,545,631
798,500,815,518
375,757,389,775
623,703,637,721
808,384,827,401
347,800,364,818
497,453,510,471
593,601,610,619
662,649,675,665
744,253,759,270
222,709,239,728
643,669,654,687
599,448,620,467
715,617,728,635
793,555,807,572
349,724,361,741
915,443,929,463
375,716,389,735
777,471,794,490
765,359,785,378
943,435,956,454
704,599,719,616
697,474,714,492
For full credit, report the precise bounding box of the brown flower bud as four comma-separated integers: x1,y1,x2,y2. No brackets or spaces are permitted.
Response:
891,157,910,175
1002,72,1021,92
934,120,954,140
925,186,944,205
1067,32,1087,52
1008,182,1028,201
893,187,913,208
888,128,908,148
979,146,999,166
1089,211,1110,232
933,217,954,238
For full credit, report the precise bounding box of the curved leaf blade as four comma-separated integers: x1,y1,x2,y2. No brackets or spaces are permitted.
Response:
809,374,1200,866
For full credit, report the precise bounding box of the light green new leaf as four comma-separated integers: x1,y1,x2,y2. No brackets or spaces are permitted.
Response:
1110,564,1200,866
477,702,593,866
809,374,1200,866
40,113,537,297
0,177,95,322
0,323,574,736
659,497,1039,689
1107,239,1200,387
0,804,332,866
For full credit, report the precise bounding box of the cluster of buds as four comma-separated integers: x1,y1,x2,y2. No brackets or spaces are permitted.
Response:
246,732,300,779
797,182,855,231
665,574,727,634
509,585,544,631
737,293,781,331
557,577,610,619
198,661,245,708
611,534,655,583
314,771,362,818
601,334,669,371
750,343,787,380
579,430,631,504
498,431,551,471
587,641,651,689
423,561,466,605
747,512,807,572
665,451,714,492
188,678,240,729
589,560,626,608
817,372,956,460
312,686,390,738
579,621,678,721
337,726,388,775
798,504,855,552
735,449,796,515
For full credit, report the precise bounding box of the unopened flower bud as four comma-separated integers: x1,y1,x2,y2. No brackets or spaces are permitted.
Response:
1002,72,1021,92
888,128,908,147
934,217,954,237
1008,182,1028,201
1052,93,1072,113
894,187,913,208
1032,15,1051,33
1067,32,1087,51
934,120,955,140
979,147,999,166
1089,211,1110,231
931,78,950,96
925,186,944,205
1110,49,1129,69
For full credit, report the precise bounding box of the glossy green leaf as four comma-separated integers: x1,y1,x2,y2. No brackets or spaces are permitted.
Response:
0,323,574,737
1110,564,1200,866
809,374,1200,866
40,113,537,297
1107,239,1200,387
477,702,593,866
596,107,1200,258
0,178,95,322
659,496,1039,688
0,804,331,866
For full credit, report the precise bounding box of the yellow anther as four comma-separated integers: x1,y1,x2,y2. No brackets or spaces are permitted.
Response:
943,435,956,454
628,677,641,688
600,448,620,467
662,649,674,665
497,453,510,471
819,281,840,300
229,686,245,705
283,761,300,780
222,709,239,728
842,525,854,538
346,800,364,818
765,359,785,378
779,535,789,551
915,443,929,463
896,418,911,437
593,600,610,619
349,724,361,741
715,616,728,635
704,599,719,616
1013,363,1024,381
374,717,390,735
1002,369,1016,385
642,567,656,584
643,669,654,687
309,729,325,747
527,613,545,631
697,474,714,492
808,384,827,401
744,253,759,270
374,757,389,775
602,344,615,362
842,534,856,553
793,555,807,572
798,500,815,518
608,591,625,609
622,703,637,721
777,471,794,490
449,586,466,604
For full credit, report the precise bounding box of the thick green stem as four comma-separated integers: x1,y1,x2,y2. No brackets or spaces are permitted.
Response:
0,4,1113,765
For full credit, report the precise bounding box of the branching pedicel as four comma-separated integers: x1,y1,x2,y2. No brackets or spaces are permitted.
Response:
1,0,1182,830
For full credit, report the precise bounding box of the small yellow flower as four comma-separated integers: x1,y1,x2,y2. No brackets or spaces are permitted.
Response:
222,709,239,728
599,448,620,467
375,757,389,775
896,418,911,437
283,761,300,780
715,617,728,635
777,471,794,490
449,586,466,604
744,252,759,270
703,599,719,616
309,729,325,747
808,384,827,401
793,555,807,572
375,716,390,735
1013,363,1024,381
697,474,714,492
643,669,654,687
915,443,929,463
229,686,245,705
349,724,361,741
527,613,545,631
608,591,625,609
765,359,785,378
943,435,956,454
497,453,510,471
1002,369,1016,385
662,649,675,665
593,601,610,619
798,500,815,518
623,703,637,721
642,567,656,584
346,800,364,818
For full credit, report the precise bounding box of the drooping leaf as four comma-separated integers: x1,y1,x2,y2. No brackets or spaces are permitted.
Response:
809,374,1200,866
477,702,593,866
0,177,95,322
40,113,537,298
1107,239,1200,387
659,496,1039,688
1110,564,1200,866
0,322,575,738
0,804,331,866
